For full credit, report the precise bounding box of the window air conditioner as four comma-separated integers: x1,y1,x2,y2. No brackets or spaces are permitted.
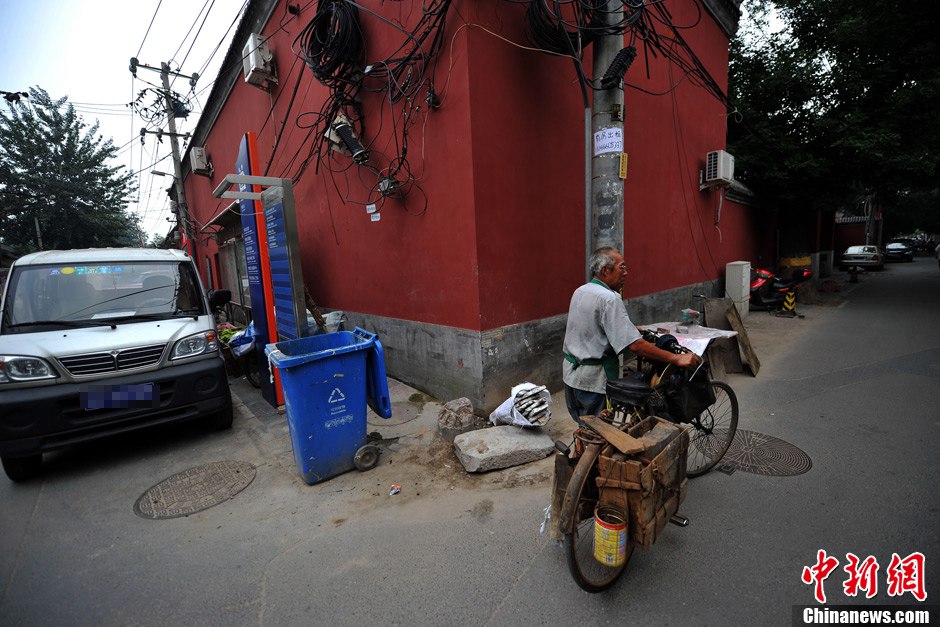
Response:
242,33,277,90
705,150,734,186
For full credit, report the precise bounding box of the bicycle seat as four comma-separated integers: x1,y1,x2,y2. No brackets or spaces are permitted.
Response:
606,377,653,407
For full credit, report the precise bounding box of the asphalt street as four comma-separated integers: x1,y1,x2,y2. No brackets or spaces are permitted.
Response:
0,258,937,626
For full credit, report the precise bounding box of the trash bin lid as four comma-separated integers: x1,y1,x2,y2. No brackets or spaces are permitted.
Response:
265,330,372,370
365,337,392,419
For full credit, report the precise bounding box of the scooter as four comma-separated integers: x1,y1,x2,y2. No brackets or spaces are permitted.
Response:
749,266,813,310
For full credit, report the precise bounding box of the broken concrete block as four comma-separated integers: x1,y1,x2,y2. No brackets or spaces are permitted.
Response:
438,397,479,441
453,426,554,473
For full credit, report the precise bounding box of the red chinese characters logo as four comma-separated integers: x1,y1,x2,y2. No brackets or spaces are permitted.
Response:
803,551,927,603
843,553,879,599
887,552,927,602
802,550,840,603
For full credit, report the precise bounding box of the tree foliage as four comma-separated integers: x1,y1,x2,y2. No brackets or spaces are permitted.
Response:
0,87,141,253
728,0,940,232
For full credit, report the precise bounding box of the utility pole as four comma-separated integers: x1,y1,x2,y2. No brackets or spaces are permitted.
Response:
159,62,193,248
590,2,632,261
129,58,199,249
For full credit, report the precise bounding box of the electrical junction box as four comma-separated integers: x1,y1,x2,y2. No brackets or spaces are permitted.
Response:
705,150,734,186
725,260,750,318
243,33,277,89
189,146,212,177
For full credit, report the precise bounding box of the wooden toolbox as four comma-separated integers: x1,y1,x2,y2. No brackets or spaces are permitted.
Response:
595,417,688,549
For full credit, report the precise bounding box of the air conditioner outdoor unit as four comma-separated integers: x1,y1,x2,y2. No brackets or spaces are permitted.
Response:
189,146,213,177
705,150,734,186
242,33,277,89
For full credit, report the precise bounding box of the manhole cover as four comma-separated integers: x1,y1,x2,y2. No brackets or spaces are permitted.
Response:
717,430,812,477
134,461,256,519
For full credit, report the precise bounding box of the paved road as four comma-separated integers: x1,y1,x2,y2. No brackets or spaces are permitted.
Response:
1,259,937,625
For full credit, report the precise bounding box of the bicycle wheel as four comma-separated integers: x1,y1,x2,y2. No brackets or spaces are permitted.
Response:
685,380,738,477
561,442,633,592
243,352,261,389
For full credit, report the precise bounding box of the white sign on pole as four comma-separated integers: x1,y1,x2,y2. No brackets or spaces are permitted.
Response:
593,127,624,156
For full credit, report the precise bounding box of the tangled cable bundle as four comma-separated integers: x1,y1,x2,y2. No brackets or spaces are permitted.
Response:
526,0,597,55
287,0,456,208
520,0,728,107
294,0,364,93
359,0,452,105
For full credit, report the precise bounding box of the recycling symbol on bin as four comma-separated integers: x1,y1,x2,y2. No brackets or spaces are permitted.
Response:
328,388,346,403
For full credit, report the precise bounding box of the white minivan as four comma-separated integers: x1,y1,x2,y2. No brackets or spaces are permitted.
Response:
0,248,232,481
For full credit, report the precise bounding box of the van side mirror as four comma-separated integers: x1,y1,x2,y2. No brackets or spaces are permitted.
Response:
207,289,231,310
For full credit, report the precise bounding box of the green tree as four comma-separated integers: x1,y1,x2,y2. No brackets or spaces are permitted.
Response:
0,87,141,253
728,0,940,232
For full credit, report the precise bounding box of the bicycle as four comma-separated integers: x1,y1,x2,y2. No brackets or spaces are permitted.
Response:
612,330,739,477
214,301,262,390
555,330,739,592
221,341,261,388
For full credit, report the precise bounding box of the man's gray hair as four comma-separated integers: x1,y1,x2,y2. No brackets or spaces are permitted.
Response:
589,247,619,277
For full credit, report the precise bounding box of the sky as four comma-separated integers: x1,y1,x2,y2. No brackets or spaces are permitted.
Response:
0,0,248,242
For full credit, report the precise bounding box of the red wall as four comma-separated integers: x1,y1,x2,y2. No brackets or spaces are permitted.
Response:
619,2,759,298
187,1,483,330
185,1,767,333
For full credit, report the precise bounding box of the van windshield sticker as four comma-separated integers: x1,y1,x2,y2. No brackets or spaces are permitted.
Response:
48,266,125,276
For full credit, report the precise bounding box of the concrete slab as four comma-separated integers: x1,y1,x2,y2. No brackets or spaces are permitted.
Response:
452,425,555,473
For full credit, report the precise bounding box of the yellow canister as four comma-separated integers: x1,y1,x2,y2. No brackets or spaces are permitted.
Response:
593,506,628,566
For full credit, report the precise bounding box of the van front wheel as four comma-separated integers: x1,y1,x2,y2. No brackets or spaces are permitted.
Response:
2,454,42,482
206,391,235,431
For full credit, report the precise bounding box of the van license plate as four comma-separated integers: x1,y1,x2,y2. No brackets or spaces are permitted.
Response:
82,383,158,410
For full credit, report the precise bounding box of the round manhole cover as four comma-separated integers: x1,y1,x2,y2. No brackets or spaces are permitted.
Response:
717,430,812,477
134,461,256,519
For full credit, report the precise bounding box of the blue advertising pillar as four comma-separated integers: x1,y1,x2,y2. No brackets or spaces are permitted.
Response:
235,132,281,407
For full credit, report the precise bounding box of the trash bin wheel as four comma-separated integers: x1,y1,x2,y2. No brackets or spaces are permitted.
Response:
354,444,380,471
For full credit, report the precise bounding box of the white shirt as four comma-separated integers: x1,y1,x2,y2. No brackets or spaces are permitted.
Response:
562,281,642,393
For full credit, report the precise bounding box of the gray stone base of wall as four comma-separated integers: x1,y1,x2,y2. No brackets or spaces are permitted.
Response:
345,279,721,415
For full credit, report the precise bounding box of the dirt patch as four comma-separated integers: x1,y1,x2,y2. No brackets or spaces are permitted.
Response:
491,470,552,489
469,498,494,522
408,392,434,408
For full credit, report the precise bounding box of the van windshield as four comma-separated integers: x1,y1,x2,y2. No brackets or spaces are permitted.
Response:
1,261,206,333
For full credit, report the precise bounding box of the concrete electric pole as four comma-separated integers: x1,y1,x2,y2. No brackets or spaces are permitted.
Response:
159,62,194,247
129,58,198,248
590,2,634,260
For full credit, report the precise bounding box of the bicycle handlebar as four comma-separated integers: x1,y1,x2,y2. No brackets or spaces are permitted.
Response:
640,330,690,355
639,330,706,382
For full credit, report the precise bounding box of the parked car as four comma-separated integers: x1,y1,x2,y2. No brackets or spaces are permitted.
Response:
883,242,914,262
0,248,233,481
840,245,884,271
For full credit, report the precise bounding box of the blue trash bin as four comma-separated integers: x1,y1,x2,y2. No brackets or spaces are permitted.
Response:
265,327,390,485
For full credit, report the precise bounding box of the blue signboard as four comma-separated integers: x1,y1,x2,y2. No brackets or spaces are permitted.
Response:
262,185,304,341
236,134,277,406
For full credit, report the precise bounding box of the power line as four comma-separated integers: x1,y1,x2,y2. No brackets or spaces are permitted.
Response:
170,0,213,68
197,0,249,80
178,0,218,73
136,0,164,57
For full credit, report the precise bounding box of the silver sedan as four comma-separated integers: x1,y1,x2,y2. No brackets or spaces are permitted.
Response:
840,245,884,271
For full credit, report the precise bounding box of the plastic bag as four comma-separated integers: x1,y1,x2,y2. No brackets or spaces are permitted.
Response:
229,321,256,358
306,311,347,335
488,382,552,428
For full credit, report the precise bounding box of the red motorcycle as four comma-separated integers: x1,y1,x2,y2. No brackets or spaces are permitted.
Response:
749,267,813,310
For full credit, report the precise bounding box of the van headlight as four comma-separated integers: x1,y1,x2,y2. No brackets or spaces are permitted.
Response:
171,331,219,360
0,355,59,383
